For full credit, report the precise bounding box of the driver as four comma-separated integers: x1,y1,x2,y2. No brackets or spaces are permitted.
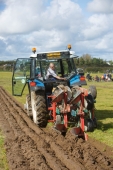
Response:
46,63,66,80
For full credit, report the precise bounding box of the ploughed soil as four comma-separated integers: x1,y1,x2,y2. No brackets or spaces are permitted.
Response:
0,86,113,170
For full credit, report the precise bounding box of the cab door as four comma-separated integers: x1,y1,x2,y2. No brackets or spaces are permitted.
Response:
12,58,31,96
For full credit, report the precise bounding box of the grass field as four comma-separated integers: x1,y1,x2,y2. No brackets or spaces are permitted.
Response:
87,81,113,148
0,131,8,170
0,71,113,169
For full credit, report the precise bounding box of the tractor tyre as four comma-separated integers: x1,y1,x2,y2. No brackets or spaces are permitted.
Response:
86,118,94,132
31,91,47,127
26,94,33,119
88,85,97,99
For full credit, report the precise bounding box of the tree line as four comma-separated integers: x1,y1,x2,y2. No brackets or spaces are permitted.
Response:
0,54,113,73
75,54,111,66
74,54,113,73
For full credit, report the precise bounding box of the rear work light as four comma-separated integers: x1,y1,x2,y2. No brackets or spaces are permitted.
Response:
80,76,85,81
30,82,36,86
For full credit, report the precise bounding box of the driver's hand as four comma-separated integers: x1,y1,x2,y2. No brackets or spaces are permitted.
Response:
63,78,67,80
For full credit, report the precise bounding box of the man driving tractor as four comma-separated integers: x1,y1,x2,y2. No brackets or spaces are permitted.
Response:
46,63,66,81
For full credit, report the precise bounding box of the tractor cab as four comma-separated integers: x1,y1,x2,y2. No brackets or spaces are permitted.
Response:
12,46,87,96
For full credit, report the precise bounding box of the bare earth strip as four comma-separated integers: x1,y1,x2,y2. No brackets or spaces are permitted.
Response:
0,86,113,170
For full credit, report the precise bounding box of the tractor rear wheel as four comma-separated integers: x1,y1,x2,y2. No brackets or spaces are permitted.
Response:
31,91,47,127
26,94,33,118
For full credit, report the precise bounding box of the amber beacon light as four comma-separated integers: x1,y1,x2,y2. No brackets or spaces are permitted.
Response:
67,44,71,50
32,47,36,53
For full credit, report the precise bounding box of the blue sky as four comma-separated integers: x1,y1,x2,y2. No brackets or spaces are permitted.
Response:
0,0,113,61
0,1,5,11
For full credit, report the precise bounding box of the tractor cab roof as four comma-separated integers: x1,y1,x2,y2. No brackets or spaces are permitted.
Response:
30,50,78,60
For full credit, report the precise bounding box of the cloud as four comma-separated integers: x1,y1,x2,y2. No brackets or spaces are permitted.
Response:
0,0,45,34
0,0,82,34
87,0,113,13
0,0,113,61
82,14,113,40
0,0,84,60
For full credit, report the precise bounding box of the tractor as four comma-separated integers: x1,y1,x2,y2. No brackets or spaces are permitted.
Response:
12,45,97,140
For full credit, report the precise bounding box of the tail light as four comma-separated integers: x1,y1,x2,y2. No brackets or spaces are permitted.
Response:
30,82,36,86
80,76,85,81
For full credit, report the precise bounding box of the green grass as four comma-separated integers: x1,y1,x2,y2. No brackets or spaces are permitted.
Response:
0,131,8,170
85,80,113,148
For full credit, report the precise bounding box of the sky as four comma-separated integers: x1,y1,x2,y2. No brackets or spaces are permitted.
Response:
0,0,113,61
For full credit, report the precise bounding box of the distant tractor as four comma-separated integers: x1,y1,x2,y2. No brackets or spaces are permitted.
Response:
12,45,97,140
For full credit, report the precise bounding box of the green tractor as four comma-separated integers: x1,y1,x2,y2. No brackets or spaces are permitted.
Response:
12,45,97,140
